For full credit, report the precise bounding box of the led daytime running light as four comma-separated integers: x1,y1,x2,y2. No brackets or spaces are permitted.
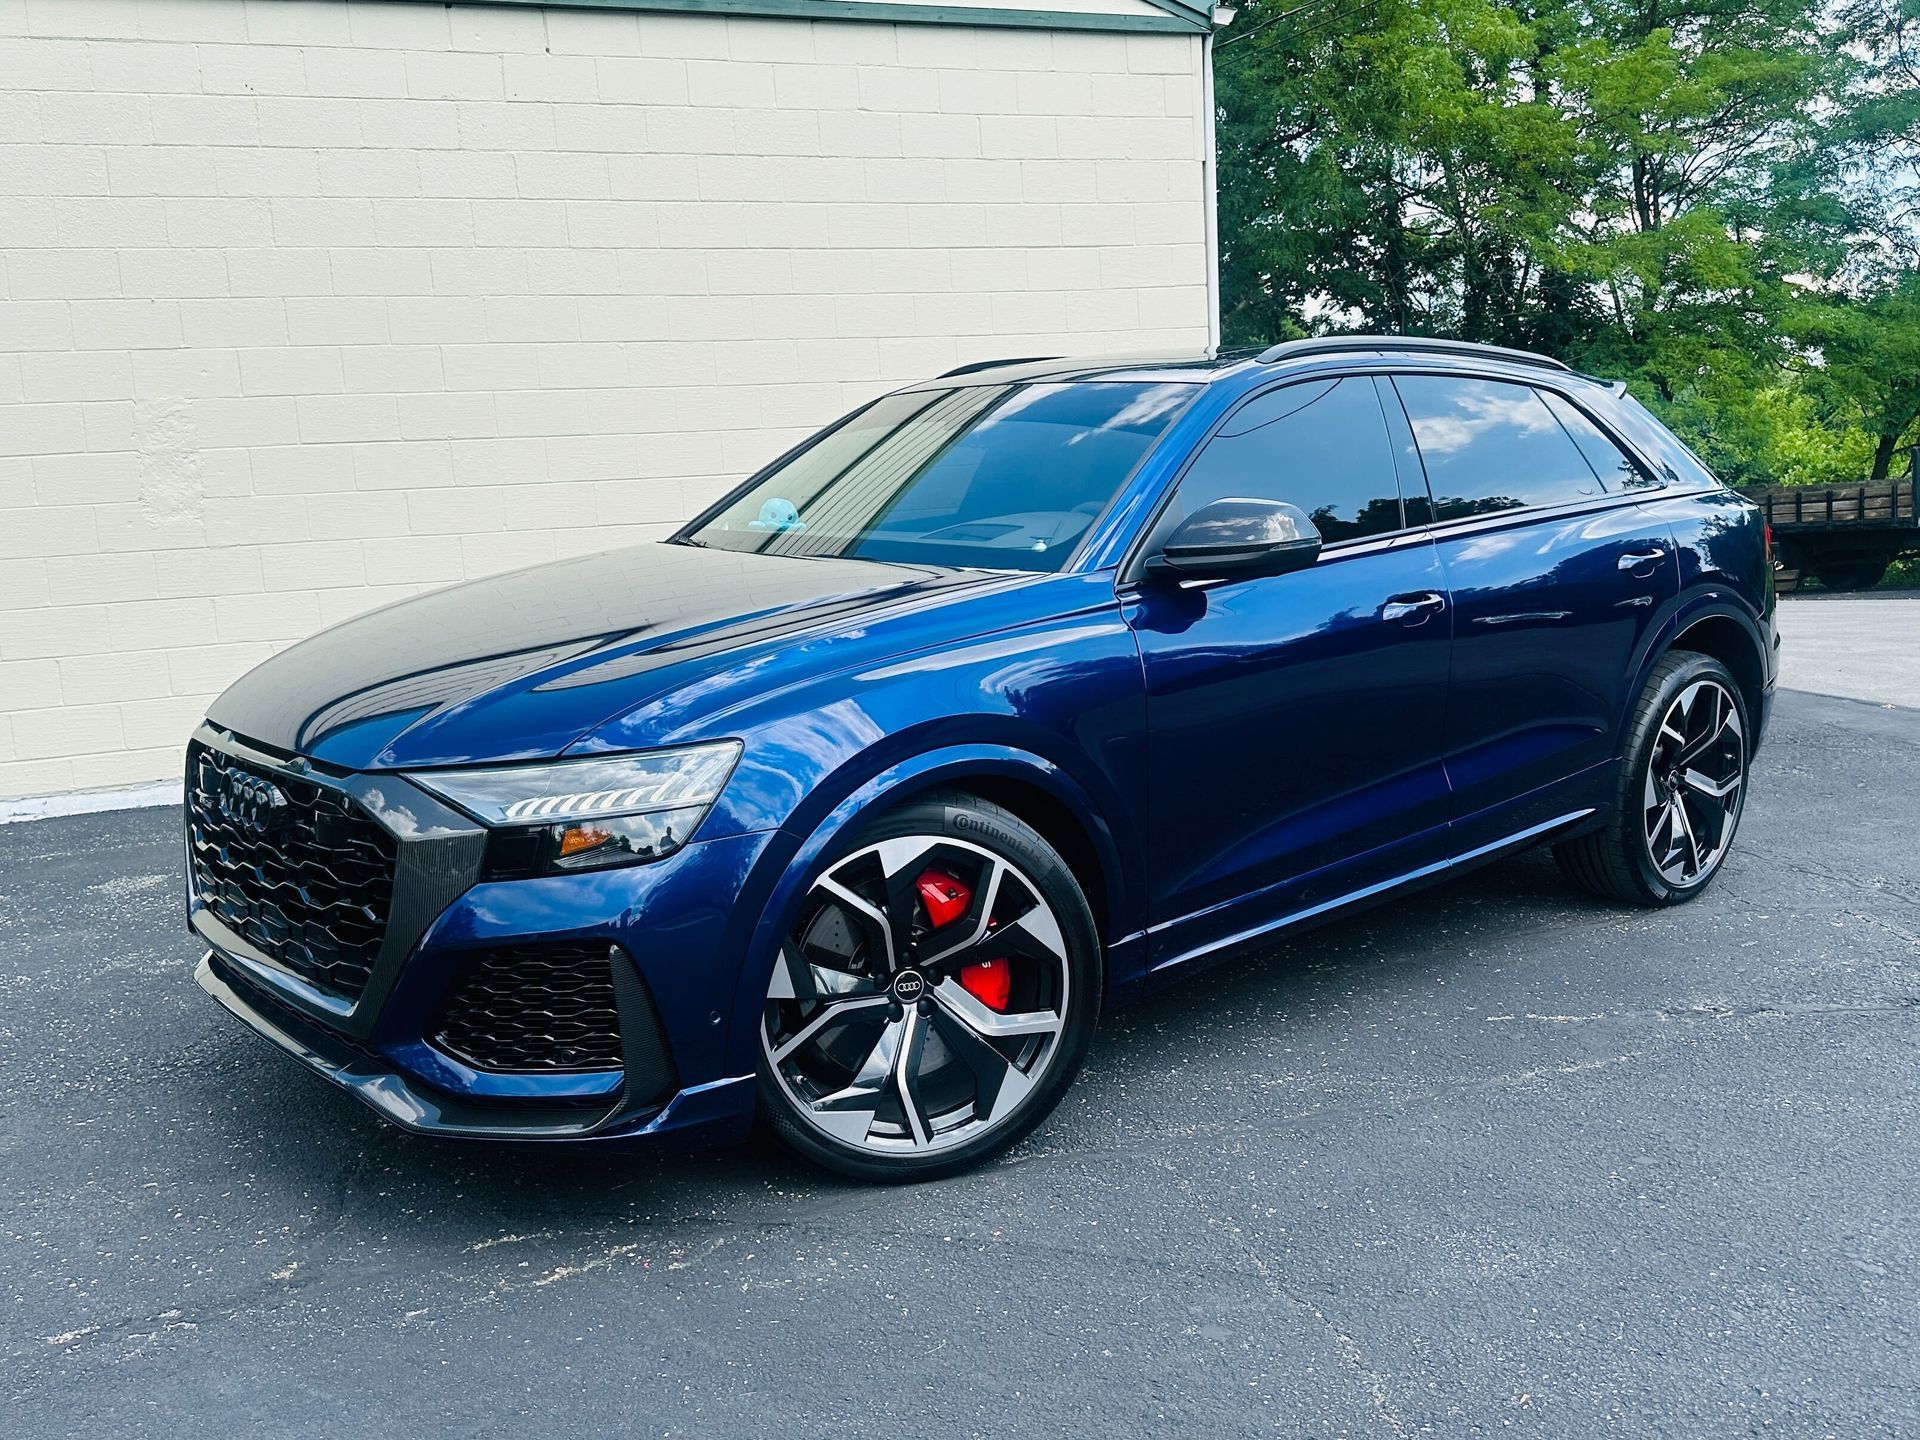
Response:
412,742,740,830
501,772,720,822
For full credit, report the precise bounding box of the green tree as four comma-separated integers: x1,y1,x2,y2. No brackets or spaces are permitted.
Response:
1212,0,1920,485
1791,279,1920,478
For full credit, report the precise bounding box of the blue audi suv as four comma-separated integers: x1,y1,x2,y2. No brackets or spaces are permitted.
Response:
188,338,1776,1181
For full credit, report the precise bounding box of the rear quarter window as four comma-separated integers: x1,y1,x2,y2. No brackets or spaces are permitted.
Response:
1538,390,1654,491
1598,391,1723,490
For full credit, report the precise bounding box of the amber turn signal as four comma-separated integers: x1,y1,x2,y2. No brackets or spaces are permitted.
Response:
557,823,615,859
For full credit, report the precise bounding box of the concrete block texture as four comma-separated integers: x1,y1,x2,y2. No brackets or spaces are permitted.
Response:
0,0,1210,801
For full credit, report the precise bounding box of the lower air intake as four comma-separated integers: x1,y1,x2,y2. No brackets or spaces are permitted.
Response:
432,943,673,1105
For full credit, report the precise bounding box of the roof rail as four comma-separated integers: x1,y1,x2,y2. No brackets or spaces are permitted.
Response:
1256,335,1572,374
938,355,1061,378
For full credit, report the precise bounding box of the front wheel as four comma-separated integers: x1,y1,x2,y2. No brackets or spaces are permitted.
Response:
756,792,1101,1182
1555,651,1750,906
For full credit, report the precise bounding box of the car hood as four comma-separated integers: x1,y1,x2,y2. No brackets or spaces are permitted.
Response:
206,541,1009,770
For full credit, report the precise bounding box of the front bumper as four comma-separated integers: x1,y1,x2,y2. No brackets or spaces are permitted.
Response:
188,724,776,1146
196,953,754,1142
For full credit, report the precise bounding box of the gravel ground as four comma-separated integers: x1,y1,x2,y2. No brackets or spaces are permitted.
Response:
2,685,1917,1438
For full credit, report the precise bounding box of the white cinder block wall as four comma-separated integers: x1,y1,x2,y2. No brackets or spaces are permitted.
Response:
0,0,1213,803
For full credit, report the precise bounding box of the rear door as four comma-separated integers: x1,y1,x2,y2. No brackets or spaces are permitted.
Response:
1126,376,1454,970
1387,373,1679,849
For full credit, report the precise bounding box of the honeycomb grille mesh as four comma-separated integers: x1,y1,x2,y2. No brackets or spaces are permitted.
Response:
186,740,397,1003
433,945,624,1073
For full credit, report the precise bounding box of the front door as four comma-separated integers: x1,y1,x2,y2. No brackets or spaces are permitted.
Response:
1125,376,1455,972
1386,374,1680,849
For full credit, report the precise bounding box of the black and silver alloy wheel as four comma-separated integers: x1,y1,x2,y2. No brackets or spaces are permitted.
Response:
1642,677,1745,887
757,794,1100,1181
1556,649,1752,907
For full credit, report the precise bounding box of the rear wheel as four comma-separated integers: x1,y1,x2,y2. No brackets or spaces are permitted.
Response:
1555,652,1750,906
757,793,1101,1182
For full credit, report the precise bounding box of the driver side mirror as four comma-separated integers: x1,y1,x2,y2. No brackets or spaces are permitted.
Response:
1148,497,1323,580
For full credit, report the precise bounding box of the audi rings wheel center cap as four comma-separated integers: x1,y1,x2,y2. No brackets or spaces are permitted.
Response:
890,969,926,1003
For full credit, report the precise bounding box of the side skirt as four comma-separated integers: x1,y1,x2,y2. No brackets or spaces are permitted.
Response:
1142,809,1595,990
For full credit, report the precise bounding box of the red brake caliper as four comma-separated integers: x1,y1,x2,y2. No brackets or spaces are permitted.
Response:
915,867,1011,1012
915,867,971,929
956,956,1011,1011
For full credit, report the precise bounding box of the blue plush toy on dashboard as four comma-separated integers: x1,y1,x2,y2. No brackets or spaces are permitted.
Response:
747,497,804,533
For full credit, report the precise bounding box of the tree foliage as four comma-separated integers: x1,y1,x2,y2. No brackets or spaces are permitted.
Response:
1215,0,1920,483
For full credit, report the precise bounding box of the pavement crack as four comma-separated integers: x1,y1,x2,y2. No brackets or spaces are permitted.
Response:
1738,848,1920,911
1150,1156,1414,1437
517,1234,727,1290
1486,997,1920,1028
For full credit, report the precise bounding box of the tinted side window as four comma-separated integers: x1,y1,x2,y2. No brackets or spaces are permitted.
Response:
1539,390,1650,491
1169,378,1403,544
1394,376,1604,521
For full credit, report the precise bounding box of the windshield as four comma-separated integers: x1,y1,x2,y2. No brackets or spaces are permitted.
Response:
680,380,1196,571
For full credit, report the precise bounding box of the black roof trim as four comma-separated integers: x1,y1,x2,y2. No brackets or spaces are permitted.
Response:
1256,336,1572,374
938,355,1063,378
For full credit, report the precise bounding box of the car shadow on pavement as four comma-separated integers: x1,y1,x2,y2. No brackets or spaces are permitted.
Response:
204,844,1619,1221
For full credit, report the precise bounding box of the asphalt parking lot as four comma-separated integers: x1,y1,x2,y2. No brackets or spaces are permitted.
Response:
4,599,1917,1438
1774,589,1920,708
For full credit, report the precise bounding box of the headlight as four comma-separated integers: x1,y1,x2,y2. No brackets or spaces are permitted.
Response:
411,741,741,874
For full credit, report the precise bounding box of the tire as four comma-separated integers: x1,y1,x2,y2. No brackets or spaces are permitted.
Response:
1554,651,1751,906
756,790,1102,1182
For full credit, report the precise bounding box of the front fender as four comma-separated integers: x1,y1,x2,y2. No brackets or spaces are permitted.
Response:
718,740,1142,1082
566,569,1149,1080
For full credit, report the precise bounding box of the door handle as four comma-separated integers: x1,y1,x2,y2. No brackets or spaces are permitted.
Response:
1618,548,1667,571
1382,591,1446,625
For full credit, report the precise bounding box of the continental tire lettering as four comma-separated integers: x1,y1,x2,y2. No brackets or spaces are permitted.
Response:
948,808,1022,855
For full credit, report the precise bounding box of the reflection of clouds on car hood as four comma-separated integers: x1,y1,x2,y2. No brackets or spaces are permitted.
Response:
205,540,966,769
298,638,605,753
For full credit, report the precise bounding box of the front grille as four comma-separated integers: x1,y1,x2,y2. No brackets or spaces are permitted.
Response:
187,740,397,1004
433,944,624,1073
